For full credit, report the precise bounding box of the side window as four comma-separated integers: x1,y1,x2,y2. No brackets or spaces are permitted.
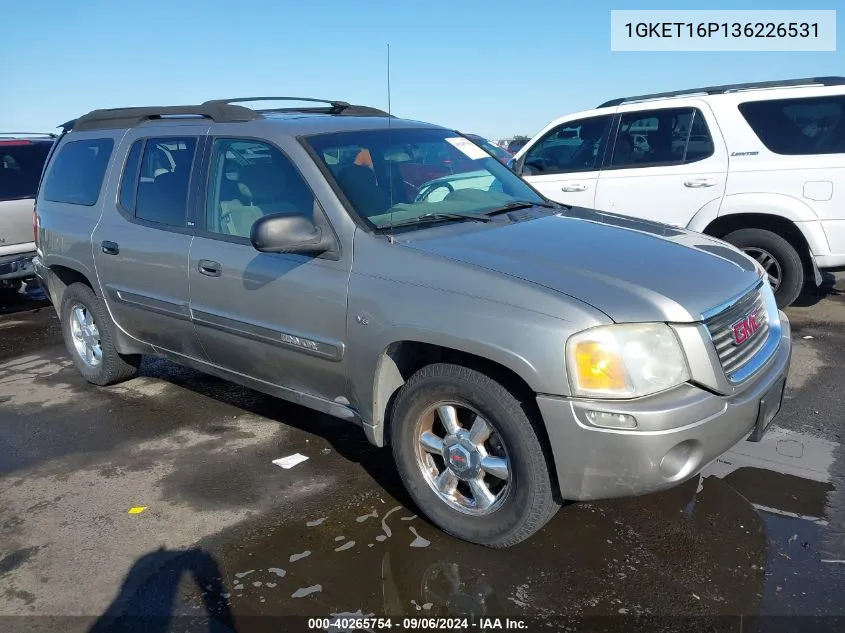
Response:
118,140,143,213
682,110,716,162
610,107,712,169
0,142,51,202
205,139,315,239
738,96,845,156
42,138,114,206
129,137,197,227
522,115,612,175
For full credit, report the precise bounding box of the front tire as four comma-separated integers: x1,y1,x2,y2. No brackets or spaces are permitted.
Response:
389,363,559,548
60,282,140,386
722,228,805,308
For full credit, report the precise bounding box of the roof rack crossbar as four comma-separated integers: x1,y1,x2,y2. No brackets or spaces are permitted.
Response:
597,76,845,108
70,103,261,132
203,96,352,113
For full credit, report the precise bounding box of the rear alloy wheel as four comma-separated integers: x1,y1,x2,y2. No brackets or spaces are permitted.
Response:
722,228,805,308
69,303,103,368
390,363,559,547
742,246,783,292
60,282,140,386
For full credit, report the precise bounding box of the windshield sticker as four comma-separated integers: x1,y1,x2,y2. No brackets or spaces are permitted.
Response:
445,137,489,160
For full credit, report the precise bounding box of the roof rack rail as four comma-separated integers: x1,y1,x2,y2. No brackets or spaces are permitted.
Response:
597,76,845,108
203,96,391,117
69,96,392,132
71,103,261,132
0,132,57,139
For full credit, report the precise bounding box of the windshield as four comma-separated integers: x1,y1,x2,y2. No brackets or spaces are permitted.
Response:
305,127,544,230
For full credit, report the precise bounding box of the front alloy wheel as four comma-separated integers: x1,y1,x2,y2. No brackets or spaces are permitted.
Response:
415,403,510,515
390,363,559,547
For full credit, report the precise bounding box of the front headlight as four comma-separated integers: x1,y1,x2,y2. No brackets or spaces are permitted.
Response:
565,323,690,399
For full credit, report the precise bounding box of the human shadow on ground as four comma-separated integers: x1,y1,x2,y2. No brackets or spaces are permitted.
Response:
88,546,236,633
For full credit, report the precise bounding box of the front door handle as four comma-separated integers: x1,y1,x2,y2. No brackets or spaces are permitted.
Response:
684,178,717,188
198,260,222,277
101,241,120,255
561,183,588,192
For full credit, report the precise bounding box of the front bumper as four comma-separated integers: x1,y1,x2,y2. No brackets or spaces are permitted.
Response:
537,312,792,501
0,252,36,282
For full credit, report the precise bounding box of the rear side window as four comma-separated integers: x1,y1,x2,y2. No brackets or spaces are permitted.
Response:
738,96,845,156
118,137,198,227
42,138,114,206
0,141,51,202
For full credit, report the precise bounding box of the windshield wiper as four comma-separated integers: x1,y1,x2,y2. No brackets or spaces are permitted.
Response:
481,200,560,216
388,212,492,229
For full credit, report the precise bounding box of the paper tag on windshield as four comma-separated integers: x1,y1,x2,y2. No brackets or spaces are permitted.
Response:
445,137,488,160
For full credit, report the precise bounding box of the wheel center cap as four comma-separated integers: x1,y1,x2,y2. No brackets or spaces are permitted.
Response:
443,437,481,480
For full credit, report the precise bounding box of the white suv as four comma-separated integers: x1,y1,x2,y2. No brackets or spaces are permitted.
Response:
510,76,845,307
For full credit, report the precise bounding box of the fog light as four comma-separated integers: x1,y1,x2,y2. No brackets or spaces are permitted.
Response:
659,440,703,482
585,410,637,429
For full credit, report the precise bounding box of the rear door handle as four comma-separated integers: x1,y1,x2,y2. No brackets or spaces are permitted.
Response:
684,178,717,188
561,183,588,192
101,241,120,255
198,260,222,277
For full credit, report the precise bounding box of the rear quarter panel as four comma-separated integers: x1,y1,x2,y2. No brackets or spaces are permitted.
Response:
36,129,127,292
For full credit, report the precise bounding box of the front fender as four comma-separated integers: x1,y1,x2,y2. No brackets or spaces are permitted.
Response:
345,273,604,445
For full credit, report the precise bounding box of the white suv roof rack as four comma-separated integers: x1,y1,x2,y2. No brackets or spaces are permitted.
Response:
597,76,845,108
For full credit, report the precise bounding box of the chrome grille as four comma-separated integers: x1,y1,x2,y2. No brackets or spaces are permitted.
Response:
704,286,770,378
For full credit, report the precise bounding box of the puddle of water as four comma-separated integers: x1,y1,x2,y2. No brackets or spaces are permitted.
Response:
181,428,845,622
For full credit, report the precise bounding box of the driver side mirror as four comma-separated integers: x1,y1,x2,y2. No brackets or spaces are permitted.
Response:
250,213,334,256
506,156,523,175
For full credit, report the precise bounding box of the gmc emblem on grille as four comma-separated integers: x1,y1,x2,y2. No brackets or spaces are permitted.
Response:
731,310,760,345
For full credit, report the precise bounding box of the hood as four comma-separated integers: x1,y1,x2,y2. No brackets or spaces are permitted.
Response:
402,207,762,323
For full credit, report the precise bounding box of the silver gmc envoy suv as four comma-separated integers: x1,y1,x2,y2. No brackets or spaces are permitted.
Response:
34,98,792,547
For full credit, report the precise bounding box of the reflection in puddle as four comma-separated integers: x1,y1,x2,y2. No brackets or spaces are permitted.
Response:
409,526,430,548
356,509,378,523
291,584,322,598
191,429,844,623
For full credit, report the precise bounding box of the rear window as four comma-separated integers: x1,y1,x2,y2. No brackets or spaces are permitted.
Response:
0,142,51,202
42,138,114,206
738,96,845,156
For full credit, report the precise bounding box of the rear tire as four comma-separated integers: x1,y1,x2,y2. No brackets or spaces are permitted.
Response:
389,363,559,548
722,228,804,308
60,282,140,386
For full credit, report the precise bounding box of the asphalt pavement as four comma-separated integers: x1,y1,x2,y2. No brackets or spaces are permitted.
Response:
0,277,843,632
